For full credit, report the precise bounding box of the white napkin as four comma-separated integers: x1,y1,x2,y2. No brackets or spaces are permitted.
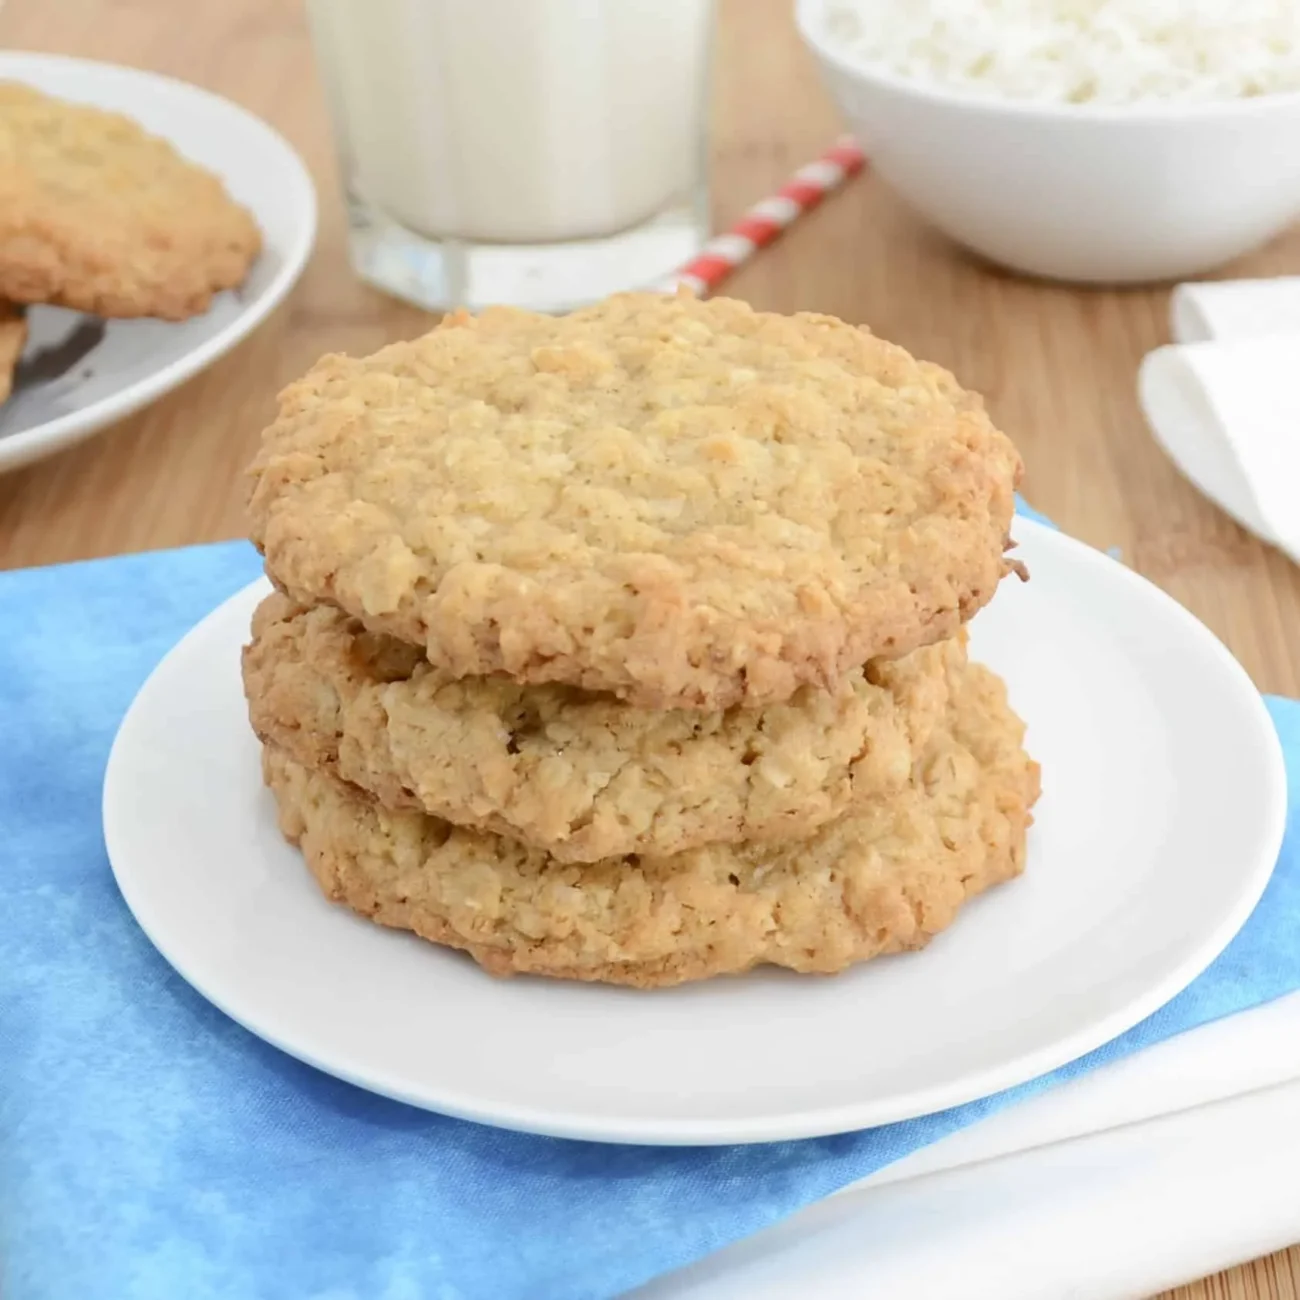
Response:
641,991,1300,1300
1139,279,1300,566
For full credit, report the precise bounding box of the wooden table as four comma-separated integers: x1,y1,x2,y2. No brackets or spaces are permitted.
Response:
1,1,1297,1295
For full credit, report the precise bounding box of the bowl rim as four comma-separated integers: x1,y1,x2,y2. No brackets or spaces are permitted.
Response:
795,0,1300,122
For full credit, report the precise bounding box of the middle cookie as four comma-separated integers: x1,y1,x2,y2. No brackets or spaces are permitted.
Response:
243,593,960,863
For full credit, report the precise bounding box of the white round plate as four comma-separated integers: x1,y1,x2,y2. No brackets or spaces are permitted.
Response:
103,519,1287,1145
0,53,316,473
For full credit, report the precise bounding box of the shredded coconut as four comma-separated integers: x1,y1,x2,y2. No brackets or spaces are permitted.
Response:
822,0,1300,105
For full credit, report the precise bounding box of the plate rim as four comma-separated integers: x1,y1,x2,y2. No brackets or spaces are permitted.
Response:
102,518,1290,1145
0,51,318,473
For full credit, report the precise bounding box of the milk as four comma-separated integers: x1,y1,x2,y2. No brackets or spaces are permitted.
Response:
308,0,713,246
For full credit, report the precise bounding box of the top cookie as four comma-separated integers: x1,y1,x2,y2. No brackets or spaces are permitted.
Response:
0,81,261,320
248,293,1022,709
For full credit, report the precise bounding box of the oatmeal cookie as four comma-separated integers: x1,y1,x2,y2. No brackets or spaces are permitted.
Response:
247,292,1022,709
262,658,1039,988
0,81,261,320
0,302,26,403
243,592,959,862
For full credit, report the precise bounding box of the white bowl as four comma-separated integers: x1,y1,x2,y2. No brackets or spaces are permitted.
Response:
796,0,1300,284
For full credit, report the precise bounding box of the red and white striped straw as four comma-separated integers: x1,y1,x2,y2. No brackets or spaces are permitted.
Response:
657,135,866,297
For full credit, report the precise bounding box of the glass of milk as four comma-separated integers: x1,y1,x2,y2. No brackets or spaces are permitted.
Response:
307,0,715,313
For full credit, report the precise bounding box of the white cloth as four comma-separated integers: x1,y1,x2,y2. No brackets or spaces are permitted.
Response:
1140,279,1300,565
637,990,1300,1300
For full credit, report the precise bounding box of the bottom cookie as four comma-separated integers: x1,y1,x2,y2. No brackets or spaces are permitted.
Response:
262,659,1039,989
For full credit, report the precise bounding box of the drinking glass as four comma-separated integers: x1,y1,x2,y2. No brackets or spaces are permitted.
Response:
307,0,715,312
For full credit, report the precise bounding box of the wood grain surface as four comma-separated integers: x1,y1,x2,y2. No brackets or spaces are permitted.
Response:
0,1,1296,1296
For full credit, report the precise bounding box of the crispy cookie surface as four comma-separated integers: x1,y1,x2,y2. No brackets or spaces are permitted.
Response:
248,293,1022,709
243,592,958,863
262,659,1039,988
0,301,25,403
0,81,260,320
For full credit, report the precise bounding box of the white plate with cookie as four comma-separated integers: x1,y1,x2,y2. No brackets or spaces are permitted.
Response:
0,52,316,473
102,517,1287,1145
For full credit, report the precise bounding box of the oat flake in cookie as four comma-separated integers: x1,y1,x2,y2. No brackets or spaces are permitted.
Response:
0,82,261,320
247,293,1022,709
242,592,961,864
262,659,1039,988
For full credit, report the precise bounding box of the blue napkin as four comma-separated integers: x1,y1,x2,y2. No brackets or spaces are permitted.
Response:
3,523,1298,1300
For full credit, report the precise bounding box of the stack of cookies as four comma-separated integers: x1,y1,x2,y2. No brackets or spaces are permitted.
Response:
242,293,1039,988
0,81,261,403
